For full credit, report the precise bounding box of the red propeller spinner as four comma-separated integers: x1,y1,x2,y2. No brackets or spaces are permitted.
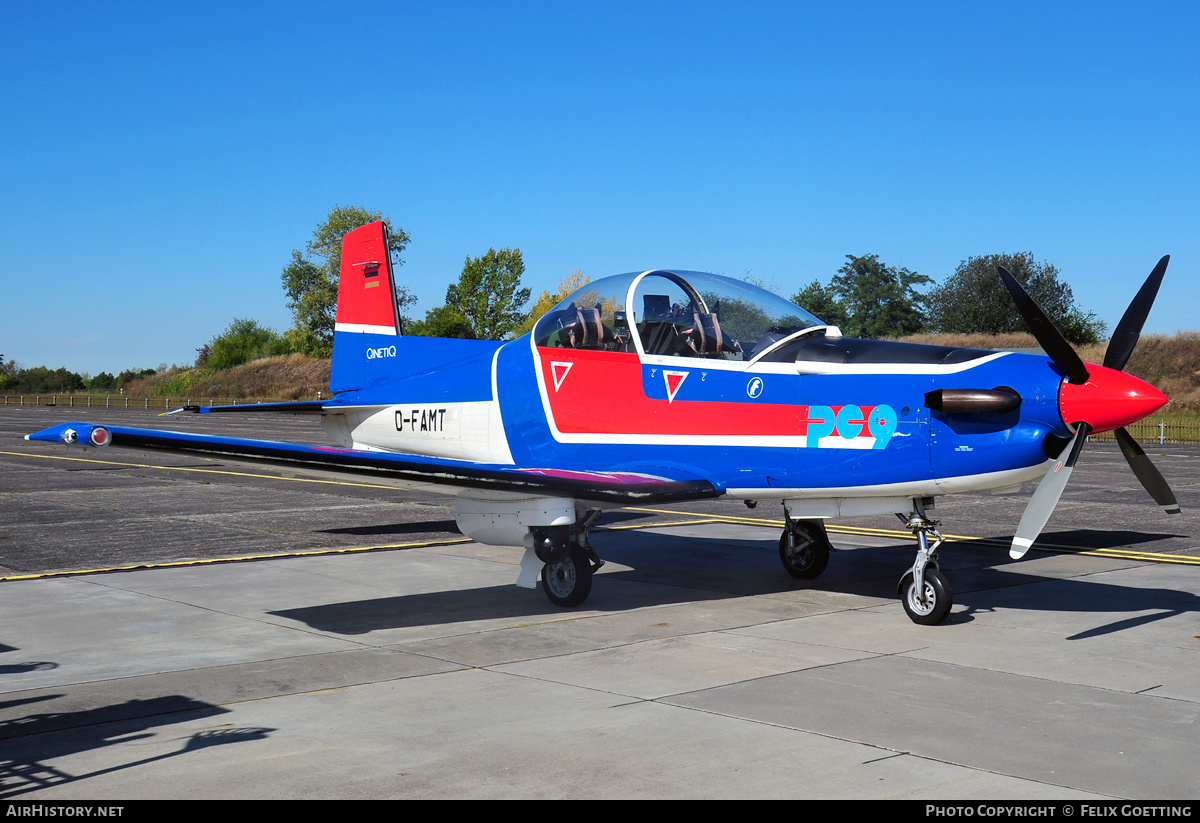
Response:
1058,362,1168,434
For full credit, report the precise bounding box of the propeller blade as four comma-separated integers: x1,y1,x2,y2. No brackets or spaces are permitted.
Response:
1010,423,1091,559
1113,426,1182,514
1104,255,1170,372
998,266,1090,385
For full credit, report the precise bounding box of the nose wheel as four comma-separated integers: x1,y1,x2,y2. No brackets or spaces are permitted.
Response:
896,505,953,625
900,566,952,625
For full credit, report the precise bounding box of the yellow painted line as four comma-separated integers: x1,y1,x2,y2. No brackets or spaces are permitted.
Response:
605,517,728,530
1081,548,1200,565
0,537,475,582
0,450,398,490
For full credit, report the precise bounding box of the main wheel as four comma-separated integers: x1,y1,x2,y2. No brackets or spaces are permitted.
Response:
541,542,594,608
900,568,953,625
779,521,830,579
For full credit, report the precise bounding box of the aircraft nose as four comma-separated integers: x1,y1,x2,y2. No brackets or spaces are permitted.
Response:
1058,363,1168,434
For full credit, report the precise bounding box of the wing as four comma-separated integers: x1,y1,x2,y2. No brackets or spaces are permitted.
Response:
26,421,720,504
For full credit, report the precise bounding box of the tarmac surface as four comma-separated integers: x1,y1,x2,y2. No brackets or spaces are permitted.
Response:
1,405,1198,799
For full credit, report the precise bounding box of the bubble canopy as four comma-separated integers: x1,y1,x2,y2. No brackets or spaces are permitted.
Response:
532,270,825,360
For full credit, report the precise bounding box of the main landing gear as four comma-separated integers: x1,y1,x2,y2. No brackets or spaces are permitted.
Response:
533,509,605,608
779,517,831,579
896,504,953,625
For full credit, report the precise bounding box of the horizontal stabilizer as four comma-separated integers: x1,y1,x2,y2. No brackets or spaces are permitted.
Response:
167,401,330,415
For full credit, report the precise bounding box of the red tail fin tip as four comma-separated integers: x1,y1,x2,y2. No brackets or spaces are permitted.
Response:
333,222,400,335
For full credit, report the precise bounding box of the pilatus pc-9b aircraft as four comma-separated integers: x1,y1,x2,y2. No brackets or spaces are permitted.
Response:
28,223,1180,624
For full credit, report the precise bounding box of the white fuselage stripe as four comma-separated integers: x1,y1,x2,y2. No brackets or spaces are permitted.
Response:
335,323,398,335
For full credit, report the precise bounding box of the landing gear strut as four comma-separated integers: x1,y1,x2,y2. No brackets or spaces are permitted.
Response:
897,502,953,625
779,516,831,579
535,509,604,608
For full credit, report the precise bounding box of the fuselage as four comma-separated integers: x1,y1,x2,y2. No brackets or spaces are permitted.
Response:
322,270,1079,508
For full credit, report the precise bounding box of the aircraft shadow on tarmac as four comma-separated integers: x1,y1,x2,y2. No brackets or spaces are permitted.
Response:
269,530,1200,640
0,694,271,798
319,518,461,537
1008,527,1189,549
0,661,57,675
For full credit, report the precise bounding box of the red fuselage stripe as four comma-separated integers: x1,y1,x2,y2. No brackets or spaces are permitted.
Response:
539,348,809,436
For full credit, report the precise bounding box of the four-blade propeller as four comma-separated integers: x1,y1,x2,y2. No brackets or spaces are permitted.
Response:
998,256,1180,559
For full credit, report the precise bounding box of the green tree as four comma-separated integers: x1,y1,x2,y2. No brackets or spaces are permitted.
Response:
281,205,415,355
86,372,117,391
205,318,286,370
926,252,1105,345
444,248,531,340
8,365,85,393
407,304,477,339
831,254,931,338
792,279,850,329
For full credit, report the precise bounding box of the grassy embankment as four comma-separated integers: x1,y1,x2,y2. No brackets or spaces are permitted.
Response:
123,354,331,401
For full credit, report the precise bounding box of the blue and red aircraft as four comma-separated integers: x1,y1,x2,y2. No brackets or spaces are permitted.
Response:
27,223,1180,624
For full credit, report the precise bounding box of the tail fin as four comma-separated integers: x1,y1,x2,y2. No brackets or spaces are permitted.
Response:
330,221,401,393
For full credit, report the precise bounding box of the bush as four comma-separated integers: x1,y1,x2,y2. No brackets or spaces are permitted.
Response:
116,367,157,388
205,318,287,371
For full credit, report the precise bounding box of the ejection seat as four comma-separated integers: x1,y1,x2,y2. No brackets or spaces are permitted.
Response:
685,302,742,358
563,302,618,350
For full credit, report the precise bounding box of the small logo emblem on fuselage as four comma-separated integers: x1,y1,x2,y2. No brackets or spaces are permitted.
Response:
367,346,397,360
746,377,763,399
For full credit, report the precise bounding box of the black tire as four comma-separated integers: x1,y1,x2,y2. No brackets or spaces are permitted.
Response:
541,542,594,608
900,568,953,625
779,521,830,579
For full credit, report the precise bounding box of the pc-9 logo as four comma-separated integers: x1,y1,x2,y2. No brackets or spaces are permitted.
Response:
804,404,898,449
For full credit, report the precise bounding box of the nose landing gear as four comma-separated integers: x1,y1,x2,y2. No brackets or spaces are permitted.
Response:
897,505,953,625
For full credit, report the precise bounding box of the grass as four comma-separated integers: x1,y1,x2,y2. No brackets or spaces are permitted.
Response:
123,354,331,400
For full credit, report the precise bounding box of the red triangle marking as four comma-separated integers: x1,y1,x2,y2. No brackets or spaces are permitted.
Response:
664,370,688,403
551,361,573,393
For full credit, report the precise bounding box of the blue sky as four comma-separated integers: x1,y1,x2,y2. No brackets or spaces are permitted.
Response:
3,2,1198,375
